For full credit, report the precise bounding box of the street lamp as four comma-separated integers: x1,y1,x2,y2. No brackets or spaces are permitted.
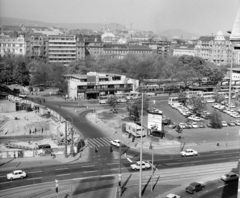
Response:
118,119,123,197
149,142,154,192
67,115,74,157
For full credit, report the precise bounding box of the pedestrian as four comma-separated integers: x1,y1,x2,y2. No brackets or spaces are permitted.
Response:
29,129,31,135
217,140,220,147
35,128,37,133
95,147,98,153
42,128,43,133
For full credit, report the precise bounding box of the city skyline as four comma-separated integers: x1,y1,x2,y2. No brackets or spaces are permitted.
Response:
0,0,239,36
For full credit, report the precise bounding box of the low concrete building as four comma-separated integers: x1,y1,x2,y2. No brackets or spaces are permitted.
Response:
65,72,139,99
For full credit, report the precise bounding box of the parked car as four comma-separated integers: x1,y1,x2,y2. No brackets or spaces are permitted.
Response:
169,123,176,129
228,121,236,126
199,123,205,128
7,170,27,180
130,161,151,170
180,149,198,157
221,172,239,182
179,123,186,129
185,123,192,129
234,120,240,126
221,121,228,127
186,182,205,194
191,122,198,128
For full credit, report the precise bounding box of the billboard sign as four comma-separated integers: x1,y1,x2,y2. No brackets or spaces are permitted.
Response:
148,112,162,132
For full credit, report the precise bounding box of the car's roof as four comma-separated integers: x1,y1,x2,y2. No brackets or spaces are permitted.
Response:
13,170,22,172
227,172,237,175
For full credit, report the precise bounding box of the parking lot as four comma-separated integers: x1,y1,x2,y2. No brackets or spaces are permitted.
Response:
155,100,240,144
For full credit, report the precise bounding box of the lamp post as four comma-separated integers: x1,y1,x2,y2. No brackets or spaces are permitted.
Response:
118,120,123,197
67,115,74,157
139,91,143,198
228,47,233,109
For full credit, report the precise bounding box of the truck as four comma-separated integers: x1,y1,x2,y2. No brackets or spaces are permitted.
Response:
124,122,144,137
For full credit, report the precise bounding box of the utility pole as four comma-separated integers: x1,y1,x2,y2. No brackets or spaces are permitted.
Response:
67,115,74,157
64,121,67,158
139,92,143,198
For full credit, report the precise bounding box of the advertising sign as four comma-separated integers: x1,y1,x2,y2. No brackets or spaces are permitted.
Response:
148,113,162,132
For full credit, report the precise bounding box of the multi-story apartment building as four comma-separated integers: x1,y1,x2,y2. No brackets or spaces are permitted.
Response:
173,45,195,56
141,40,171,57
103,44,152,59
48,35,76,66
0,35,26,57
25,33,48,61
195,31,237,65
76,34,103,60
65,72,139,99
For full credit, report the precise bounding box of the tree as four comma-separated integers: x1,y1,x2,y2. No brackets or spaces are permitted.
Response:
207,110,222,129
31,63,51,87
127,94,149,122
0,61,11,84
176,125,183,139
188,96,206,115
208,68,224,85
213,93,225,103
13,62,30,85
178,91,188,106
107,96,118,110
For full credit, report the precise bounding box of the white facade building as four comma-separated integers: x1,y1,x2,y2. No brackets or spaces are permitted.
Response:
0,35,26,57
65,72,139,99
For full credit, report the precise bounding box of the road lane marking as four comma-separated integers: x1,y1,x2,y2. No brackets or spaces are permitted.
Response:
28,177,42,180
110,168,119,171
107,163,119,165
83,170,97,173
0,176,6,178
0,181,11,184
127,158,133,163
55,168,69,171
218,184,227,188
28,170,42,174
56,174,70,177
82,165,95,167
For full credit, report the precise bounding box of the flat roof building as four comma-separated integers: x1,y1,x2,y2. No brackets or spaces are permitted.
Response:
65,72,139,99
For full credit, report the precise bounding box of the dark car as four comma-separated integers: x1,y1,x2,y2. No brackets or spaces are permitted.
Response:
38,144,51,149
186,182,205,194
185,123,192,129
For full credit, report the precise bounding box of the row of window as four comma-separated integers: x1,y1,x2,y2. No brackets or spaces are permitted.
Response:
0,44,23,47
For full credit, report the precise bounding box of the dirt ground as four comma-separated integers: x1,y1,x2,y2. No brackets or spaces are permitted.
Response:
0,111,67,151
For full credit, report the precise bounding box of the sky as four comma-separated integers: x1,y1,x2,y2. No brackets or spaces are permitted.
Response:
0,0,239,36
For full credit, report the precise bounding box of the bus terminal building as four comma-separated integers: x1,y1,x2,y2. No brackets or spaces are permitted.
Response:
65,72,139,100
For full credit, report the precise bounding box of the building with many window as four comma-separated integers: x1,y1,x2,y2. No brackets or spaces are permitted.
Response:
25,33,48,61
76,34,103,60
173,45,195,56
48,35,76,66
0,35,26,57
194,31,238,65
103,44,152,59
65,72,139,99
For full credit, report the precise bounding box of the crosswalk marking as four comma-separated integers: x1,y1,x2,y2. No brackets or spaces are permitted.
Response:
86,137,114,148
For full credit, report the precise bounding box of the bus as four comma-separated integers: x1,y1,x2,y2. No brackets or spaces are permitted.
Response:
115,94,127,103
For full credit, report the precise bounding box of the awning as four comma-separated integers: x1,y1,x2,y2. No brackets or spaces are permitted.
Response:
86,91,99,94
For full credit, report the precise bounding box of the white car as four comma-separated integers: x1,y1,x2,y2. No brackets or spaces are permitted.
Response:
191,122,198,128
221,121,228,127
110,140,123,147
180,149,198,157
7,170,27,180
179,123,186,129
234,120,240,126
166,193,180,198
221,172,239,182
130,161,151,170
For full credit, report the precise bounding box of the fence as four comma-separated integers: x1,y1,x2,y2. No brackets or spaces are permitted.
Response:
0,147,77,159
